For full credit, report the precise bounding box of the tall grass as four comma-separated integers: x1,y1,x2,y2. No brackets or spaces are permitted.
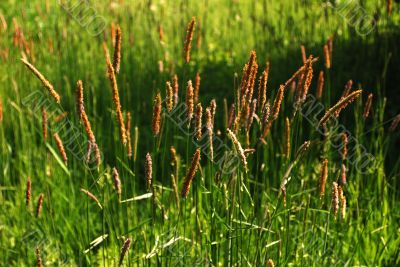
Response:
0,0,399,266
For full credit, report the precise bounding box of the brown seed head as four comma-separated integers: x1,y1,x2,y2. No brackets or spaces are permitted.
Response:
42,108,48,141
181,148,201,198
166,81,174,112
21,58,60,103
316,70,324,99
183,17,196,63
194,72,201,105
271,85,285,120
341,194,346,220
36,246,43,267
104,42,127,145
387,0,393,16
126,112,132,158
341,163,347,185
195,103,203,140
112,167,122,200
118,238,132,266
145,153,153,190
206,107,214,161
80,188,103,209
257,62,270,113
186,80,194,124
267,259,275,267
301,45,307,64
76,80,84,120
170,146,177,166
319,90,363,125
319,159,328,198
323,44,331,69
363,93,373,119
332,182,339,217
158,24,164,42
36,193,44,218
172,74,179,106
228,103,236,129
113,25,122,74
227,128,247,168
210,99,217,124
26,177,31,207
341,132,348,161
53,133,68,165
152,92,162,136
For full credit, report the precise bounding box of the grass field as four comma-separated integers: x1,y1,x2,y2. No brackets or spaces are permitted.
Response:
0,0,400,266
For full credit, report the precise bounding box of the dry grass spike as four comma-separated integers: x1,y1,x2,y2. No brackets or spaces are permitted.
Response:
145,153,153,190
42,108,47,140
36,193,44,218
363,93,373,119
152,91,162,136
112,167,122,201
186,80,194,125
181,148,201,198
53,133,68,165
118,238,132,266
195,103,203,140
183,17,196,63
80,188,103,209
113,25,122,74
26,177,31,207
319,90,363,125
21,58,60,103
103,42,127,145
319,159,328,198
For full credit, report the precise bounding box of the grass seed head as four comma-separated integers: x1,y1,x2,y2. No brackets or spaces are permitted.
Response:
323,44,331,69
166,81,174,113
35,246,43,267
118,238,132,266
42,108,47,141
186,80,194,125
319,90,363,125
21,58,60,103
271,85,285,120
183,17,196,63
145,153,153,190
112,167,122,200
301,45,307,64
319,159,328,198
363,93,373,119
172,74,179,106
181,148,201,198
80,188,102,209
195,103,203,140
36,193,44,218
53,133,68,165
152,91,162,136
206,107,214,161
104,42,127,145
332,182,339,217
194,72,201,105
316,70,324,99
113,25,122,74
26,177,31,207
227,128,247,168
126,112,132,158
